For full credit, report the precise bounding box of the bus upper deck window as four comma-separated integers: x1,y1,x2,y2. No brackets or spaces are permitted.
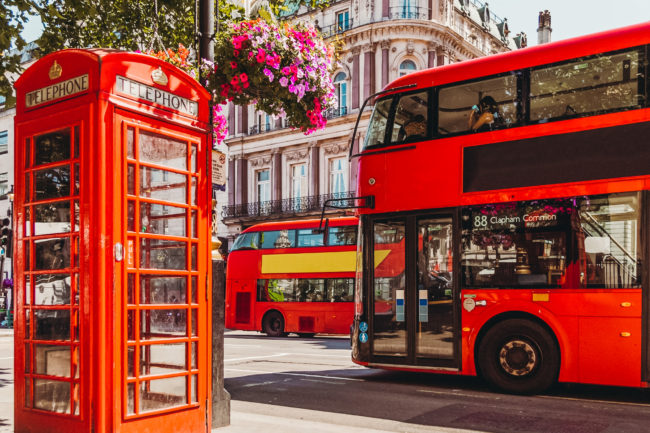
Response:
362,97,392,150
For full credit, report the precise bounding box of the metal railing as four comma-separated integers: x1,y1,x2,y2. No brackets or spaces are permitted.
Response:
389,6,430,20
324,107,349,119
222,191,355,219
320,19,354,39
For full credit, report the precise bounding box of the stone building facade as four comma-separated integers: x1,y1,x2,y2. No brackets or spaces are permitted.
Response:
218,0,527,250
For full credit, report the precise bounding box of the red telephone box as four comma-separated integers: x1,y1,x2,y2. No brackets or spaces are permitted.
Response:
13,49,213,433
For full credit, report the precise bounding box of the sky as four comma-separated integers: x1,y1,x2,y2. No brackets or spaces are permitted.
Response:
18,1,650,45
485,0,650,45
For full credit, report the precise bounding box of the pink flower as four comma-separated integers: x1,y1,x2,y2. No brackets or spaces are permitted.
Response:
233,50,240,57
231,75,240,85
256,49,266,63
240,73,248,83
230,61,238,69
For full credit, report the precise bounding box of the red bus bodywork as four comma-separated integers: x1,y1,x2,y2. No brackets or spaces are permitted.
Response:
352,22,650,393
226,217,358,336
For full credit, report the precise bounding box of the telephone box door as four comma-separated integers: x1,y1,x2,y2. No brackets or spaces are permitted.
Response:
115,110,210,432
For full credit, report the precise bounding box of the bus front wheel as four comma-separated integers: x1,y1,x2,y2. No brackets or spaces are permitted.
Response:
477,319,559,395
262,311,286,337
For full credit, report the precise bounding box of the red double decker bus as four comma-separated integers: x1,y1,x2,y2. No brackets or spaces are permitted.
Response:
225,217,358,336
350,22,650,394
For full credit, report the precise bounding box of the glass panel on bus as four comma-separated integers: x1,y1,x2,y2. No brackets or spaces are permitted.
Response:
297,229,324,247
579,192,641,288
389,91,429,144
328,225,357,246
230,232,259,250
461,199,570,288
372,221,407,357
530,47,644,122
260,229,296,248
363,96,393,150
438,74,518,135
417,218,454,359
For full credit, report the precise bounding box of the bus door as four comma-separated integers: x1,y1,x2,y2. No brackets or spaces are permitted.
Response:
369,214,459,368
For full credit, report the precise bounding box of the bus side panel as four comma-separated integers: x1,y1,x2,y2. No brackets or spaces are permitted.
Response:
577,291,642,387
461,290,579,383
225,278,258,331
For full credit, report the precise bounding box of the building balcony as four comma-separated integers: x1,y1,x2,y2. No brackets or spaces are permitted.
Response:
222,191,355,220
389,6,430,20
320,19,354,39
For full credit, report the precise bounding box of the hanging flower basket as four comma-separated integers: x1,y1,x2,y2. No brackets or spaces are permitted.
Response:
203,19,337,140
143,20,337,145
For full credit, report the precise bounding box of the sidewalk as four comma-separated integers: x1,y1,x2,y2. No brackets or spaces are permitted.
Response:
216,401,484,433
0,328,13,338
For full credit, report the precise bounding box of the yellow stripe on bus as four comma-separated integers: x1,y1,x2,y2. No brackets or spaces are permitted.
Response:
260,250,391,274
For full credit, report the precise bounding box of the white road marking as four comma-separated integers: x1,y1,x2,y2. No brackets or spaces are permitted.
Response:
226,367,364,382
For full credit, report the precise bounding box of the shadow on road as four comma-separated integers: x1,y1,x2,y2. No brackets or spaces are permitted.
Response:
0,367,12,389
225,331,350,351
225,366,650,433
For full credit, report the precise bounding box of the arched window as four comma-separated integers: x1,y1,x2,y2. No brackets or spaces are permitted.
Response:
334,72,348,116
399,60,417,77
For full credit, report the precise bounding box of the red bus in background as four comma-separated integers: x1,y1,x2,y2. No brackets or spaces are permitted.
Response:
350,22,650,394
225,217,358,337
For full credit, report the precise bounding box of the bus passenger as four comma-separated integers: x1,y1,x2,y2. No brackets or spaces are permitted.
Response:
403,114,427,140
468,96,503,132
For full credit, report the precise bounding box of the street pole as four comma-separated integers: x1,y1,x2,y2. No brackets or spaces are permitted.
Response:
198,0,230,428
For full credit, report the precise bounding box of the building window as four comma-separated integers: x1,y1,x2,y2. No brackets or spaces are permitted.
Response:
0,172,8,196
400,0,416,18
399,60,417,77
0,131,7,154
336,10,350,32
329,158,347,196
334,72,348,116
291,164,308,211
256,169,271,202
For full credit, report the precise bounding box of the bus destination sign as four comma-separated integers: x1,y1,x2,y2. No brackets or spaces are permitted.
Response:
25,74,89,108
116,75,198,116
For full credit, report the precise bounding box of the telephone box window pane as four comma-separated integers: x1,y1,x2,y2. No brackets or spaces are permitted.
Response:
34,238,70,270
34,166,70,200
25,309,31,339
72,346,79,378
34,310,70,340
25,378,31,408
74,163,79,195
191,210,197,239
73,273,79,305
191,144,197,172
127,164,135,195
127,383,135,415
127,273,135,304
191,177,197,206
25,343,31,373
140,239,187,270
139,343,187,376
191,374,198,403
127,201,135,232
25,173,30,203
127,310,135,340
139,167,187,204
191,309,197,337
34,379,71,413
191,244,197,271
191,276,197,304
127,127,135,159
25,138,31,169
140,309,187,339
72,310,79,342
140,203,187,236
74,201,79,232
34,344,71,377
34,201,71,235
73,383,80,415
139,376,187,413
25,275,31,305
24,241,31,271
140,276,186,304
139,130,187,171
34,128,70,166
34,274,71,305
127,346,135,377
73,126,79,159
191,341,197,369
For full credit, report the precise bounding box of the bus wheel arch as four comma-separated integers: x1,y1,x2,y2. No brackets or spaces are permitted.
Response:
262,310,287,337
475,313,560,395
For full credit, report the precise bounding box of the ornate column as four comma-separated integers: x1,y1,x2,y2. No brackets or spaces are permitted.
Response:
363,43,376,103
309,143,320,196
428,42,438,68
272,150,282,201
381,40,390,88
351,47,361,110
